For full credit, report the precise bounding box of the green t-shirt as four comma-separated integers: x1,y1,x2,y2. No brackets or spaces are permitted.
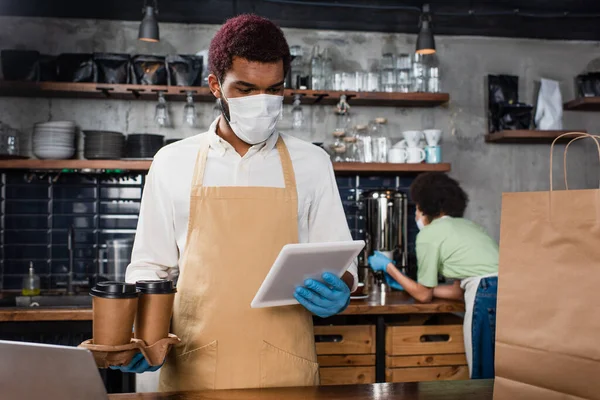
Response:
416,217,499,287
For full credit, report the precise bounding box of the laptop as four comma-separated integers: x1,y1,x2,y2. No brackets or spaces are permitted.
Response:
0,340,108,400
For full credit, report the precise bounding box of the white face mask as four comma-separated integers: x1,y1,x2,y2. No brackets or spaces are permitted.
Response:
220,85,283,145
416,218,425,231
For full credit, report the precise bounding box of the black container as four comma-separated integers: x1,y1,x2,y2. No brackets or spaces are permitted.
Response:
132,55,167,85
1,50,40,81
94,53,131,84
39,54,58,82
90,281,138,299
166,55,203,86
136,280,177,294
57,53,96,82
575,73,600,98
126,134,164,159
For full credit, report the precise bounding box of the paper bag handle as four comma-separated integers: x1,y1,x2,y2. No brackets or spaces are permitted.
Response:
563,134,600,190
549,132,600,191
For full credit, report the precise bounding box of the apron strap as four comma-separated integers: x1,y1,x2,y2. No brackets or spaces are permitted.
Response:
191,134,297,192
191,138,211,187
275,136,297,193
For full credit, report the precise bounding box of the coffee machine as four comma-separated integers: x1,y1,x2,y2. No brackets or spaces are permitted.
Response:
359,189,408,293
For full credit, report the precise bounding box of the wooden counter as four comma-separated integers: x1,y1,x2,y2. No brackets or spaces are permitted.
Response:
108,380,492,400
0,307,93,322
0,292,463,322
343,292,464,315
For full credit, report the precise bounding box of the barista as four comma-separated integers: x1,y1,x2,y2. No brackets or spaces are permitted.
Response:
368,172,498,379
113,15,357,390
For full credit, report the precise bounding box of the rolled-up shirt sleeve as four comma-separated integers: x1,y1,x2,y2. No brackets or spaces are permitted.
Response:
308,159,359,292
126,159,179,284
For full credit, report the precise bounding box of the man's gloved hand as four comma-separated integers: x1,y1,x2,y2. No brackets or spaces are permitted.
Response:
294,272,351,318
109,353,162,374
385,272,404,291
368,251,394,273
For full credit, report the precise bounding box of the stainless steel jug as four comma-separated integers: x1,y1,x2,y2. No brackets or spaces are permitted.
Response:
360,189,408,291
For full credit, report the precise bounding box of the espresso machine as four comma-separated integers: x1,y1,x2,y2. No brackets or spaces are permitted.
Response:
359,189,408,294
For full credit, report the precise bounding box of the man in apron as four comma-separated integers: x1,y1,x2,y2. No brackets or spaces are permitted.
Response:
368,172,498,379
113,15,357,391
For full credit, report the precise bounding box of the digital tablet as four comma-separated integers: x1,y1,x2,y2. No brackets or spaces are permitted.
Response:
251,240,365,308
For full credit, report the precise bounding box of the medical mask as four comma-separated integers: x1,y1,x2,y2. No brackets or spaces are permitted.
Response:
416,218,425,230
219,84,283,145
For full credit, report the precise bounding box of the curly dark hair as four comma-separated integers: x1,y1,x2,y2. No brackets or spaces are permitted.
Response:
410,172,469,219
208,14,291,82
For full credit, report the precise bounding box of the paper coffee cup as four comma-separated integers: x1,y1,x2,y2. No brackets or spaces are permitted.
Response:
134,280,177,346
90,282,139,346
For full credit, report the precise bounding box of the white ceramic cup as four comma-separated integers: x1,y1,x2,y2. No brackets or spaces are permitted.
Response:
402,130,423,148
423,129,442,146
388,148,407,163
406,147,426,163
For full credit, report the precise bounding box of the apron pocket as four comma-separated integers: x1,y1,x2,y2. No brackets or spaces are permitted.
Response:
260,341,319,388
175,340,218,390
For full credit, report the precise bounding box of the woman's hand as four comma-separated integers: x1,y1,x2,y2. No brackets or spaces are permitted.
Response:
368,251,394,273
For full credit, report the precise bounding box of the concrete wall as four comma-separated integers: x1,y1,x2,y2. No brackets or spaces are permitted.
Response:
1,16,599,241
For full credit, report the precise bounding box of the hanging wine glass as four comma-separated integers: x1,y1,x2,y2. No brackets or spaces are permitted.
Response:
154,91,170,127
183,92,197,127
291,94,304,130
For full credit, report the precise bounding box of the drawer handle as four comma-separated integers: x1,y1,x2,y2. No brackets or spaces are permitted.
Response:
420,334,450,343
315,334,343,343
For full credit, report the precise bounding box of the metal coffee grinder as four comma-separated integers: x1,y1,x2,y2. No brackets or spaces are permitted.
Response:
359,189,408,294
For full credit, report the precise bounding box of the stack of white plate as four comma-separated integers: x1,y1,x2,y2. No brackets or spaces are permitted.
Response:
33,121,77,160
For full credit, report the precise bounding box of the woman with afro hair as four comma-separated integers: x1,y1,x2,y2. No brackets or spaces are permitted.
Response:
368,172,499,380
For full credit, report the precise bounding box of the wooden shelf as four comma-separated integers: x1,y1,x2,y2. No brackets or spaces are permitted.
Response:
333,162,451,174
0,81,449,107
564,97,600,111
0,159,152,171
0,159,450,174
485,130,588,144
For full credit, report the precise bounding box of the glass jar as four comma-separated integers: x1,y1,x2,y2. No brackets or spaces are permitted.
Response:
428,67,441,93
330,134,347,162
370,118,390,163
380,69,396,93
381,53,395,70
322,48,334,90
396,54,412,70
354,124,372,163
367,72,380,92
411,53,427,92
289,45,304,90
396,70,411,93
355,72,367,92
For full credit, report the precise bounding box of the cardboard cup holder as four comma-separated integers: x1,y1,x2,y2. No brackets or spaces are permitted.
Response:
79,334,180,369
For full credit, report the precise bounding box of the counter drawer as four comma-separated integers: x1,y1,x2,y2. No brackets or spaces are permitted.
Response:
314,325,375,355
320,366,376,386
386,324,464,356
385,365,469,383
386,354,467,368
318,354,376,367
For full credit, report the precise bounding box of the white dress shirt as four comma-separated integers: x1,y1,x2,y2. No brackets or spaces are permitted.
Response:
126,118,358,290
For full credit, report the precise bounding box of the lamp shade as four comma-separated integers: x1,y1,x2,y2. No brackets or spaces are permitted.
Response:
416,20,435,55
138,6,159,42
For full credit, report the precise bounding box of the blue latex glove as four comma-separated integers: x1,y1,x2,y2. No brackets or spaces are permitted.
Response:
294,272,351,318
368,251,394,272
109,353,162,374
385,272,404,291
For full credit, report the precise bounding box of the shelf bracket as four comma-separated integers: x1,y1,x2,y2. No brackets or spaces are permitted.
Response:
312,93,329,104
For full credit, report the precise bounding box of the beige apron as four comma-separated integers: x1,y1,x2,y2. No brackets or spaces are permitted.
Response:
158,136,319,392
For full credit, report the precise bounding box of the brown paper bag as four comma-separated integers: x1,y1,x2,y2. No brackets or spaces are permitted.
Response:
494,133,600,399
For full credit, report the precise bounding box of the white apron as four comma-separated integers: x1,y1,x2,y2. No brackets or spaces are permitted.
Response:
460,272,498,378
